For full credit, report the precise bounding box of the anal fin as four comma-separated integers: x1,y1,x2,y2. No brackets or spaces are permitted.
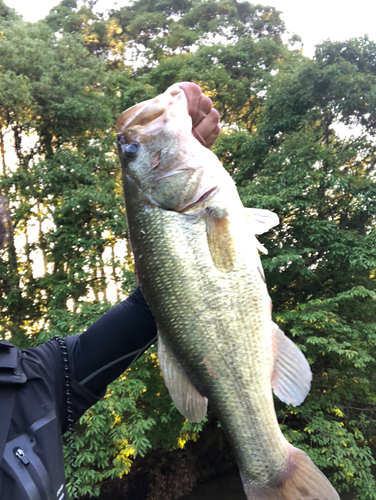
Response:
158,335,208,423
271,322,312,407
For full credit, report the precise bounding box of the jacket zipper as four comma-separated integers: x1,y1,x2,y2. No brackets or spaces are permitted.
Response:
14,447,30,465
14,447,48,500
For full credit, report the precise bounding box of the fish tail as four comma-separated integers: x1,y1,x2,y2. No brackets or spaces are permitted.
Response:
242,445,340,500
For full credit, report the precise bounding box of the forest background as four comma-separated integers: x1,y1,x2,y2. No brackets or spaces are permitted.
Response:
0,0,375,498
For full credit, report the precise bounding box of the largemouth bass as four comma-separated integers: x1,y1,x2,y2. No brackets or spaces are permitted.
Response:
117,85,340,500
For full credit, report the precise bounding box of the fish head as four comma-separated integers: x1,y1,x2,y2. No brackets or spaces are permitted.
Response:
117,84,221,212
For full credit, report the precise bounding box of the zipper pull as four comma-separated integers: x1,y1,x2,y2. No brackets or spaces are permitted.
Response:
14,447,30,465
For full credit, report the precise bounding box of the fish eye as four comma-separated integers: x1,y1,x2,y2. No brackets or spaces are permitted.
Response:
121,142,139,158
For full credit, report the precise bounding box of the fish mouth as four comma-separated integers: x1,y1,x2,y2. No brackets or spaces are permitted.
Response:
116,101,165,132
116,86,185,144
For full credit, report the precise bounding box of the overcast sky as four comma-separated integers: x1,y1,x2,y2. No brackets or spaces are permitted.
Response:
9,0,376,58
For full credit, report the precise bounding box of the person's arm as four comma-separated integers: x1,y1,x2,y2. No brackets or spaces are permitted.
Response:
69,286,156,394
19,288,156,432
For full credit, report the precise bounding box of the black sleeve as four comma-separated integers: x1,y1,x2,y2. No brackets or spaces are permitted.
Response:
26,286,157,432
67,286,157,395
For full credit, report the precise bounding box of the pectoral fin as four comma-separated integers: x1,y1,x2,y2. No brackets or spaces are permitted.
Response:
271,322,312,407
244,208,279,255
206,208,236,272
158,335,208,423
244,208,279,235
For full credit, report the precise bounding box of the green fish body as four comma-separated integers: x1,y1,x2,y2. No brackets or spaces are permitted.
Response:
117,85,340,500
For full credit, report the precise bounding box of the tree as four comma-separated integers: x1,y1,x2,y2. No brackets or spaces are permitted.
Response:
0,10,126,346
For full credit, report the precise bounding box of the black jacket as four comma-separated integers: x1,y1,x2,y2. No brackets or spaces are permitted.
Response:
0,287,157,500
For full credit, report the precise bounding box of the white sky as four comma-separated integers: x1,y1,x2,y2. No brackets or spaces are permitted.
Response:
9,0,376,58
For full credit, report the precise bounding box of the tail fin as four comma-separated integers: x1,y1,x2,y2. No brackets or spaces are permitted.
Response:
243,446,340,500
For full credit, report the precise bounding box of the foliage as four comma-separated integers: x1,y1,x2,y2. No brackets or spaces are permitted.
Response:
62,345,205,497
1,0,376,498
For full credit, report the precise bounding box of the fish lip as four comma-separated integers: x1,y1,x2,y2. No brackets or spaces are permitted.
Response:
116,100,165,134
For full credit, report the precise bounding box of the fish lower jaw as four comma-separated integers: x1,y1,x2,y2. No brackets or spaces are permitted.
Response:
181,186,219,211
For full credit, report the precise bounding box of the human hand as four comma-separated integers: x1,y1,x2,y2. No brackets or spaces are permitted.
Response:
178,82,221,149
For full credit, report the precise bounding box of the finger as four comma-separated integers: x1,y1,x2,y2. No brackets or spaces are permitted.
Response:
178,82,221,148
205,124,222,149
193,122,221,149
178,82,202,122
192,94,213,128
192,108,221,147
